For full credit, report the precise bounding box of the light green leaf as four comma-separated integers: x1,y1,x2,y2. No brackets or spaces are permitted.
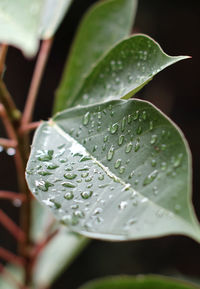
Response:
26,99,200,242
31,199,89,288
54,0,138,113
66,34,189,107
0,265,23,289
33,226,88,288
0,0,72,56
78,275,200,289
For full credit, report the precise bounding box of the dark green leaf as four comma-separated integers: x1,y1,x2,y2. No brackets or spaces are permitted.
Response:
68,34,189,107
54,0,138,112
26,99,200,242
79,275,200,289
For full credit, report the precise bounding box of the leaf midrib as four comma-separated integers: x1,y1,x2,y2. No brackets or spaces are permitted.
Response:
50,119,195,232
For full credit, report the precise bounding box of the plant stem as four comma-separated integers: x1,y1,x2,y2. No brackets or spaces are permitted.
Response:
0,210,25,242
0,247,25,266
0,138,17,148
0,190,25,202
21,38,53,126
0,44,8,77
19,121,42,133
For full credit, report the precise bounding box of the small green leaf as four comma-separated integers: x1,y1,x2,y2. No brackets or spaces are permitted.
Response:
54,0,138,113
68,34,189,107
0,0,72,56
26,99,200,242
78,275,200,289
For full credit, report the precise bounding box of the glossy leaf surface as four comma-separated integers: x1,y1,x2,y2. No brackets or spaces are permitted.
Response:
79,275,200,289
0,265,23,289
54,0,138,112
0,0,72,56
68,35,189,107
26,99,200,241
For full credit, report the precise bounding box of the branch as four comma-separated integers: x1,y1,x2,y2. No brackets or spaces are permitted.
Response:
0,247,25,266
0,44,8,77
0,138,17,148
0,210,25,242
0,104,18,141
21,38,53,126
0,190,25,202
19,121,42,134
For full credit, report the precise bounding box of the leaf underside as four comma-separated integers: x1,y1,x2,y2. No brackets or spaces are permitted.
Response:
26,99,200,242
78,275,200,289
54,0,138,113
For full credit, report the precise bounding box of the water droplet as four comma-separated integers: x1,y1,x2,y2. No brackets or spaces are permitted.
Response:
80,156,91,162
85,176,93,182
47,163,58,169
150,134,157,144
38,170,52,176
134,140,140,152
149,121,153,130
151,159,157,167
118,135,124,146
81,191,93,199
13,199,22,207
110,123,118,134
137,126,142,134
161,144,166,151
81,172,89,178
64,192,74,200
93,207,103,215
125,142,133,153
142,111,147,120
114,158,121,169
127,114,132,124
37,150,54,161
64,173,77,180
107,145,115,161
98,112,102,119
143,170,158,186
121,117,126,132
98,174,104,181
119,201,127,210
74,210,85,218
161,162,167,170
92,145,98,152
62,182,76,188
119,166,125,174
133,110,139,120
83,112,90,125
35,180,54,192
173,153,183,168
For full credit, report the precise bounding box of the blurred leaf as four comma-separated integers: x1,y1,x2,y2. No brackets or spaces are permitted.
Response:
79,275,200,289
0,265,23,289
0,0,72,56
69,34,189,107
54,0,138,112
33,226,88,288
26,99,200,242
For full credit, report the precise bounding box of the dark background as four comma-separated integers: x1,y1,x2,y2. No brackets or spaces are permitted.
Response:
1,0,200,288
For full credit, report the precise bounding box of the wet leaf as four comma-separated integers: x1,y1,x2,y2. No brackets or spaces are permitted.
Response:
0,264,23,289
26,99,200,242
0,0,72,56
67,34,189,107
54,0,138,112
79,275,200,289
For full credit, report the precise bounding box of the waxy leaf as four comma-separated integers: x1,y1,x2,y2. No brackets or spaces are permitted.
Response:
54,0,138,112
0,265,23,289
79,275,200,289
26,99,200,242
66,34,189,107
0,0,72,56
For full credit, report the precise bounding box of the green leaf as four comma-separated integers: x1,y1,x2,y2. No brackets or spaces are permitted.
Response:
0,265,23,289
31,199,89,288
66,34,189,108
54,0,138,113
33,226,88,288
0,0,72,56
78,275,200,289
26,99,200,242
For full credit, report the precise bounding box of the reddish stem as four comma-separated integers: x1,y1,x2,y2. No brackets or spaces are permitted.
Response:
0,44,8,77
0,104,18,141
0,138,17,148
0,210,25,243
0,263,28,289
0,247,25,266
19,121,42,134
0,190,26,202
21,38,53,126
